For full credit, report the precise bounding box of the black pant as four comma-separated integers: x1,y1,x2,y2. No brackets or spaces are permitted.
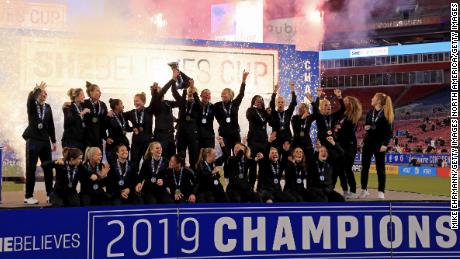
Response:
199,137,215,149
220,131,241,155
198,189,229,203
343,145,357,193
131,141,150,173
111,193,140,206
25,139,53,198
62,139,86,153
361,144,386,192
248,140,268,158
50,192,80,207
176,128,200,169
155,133,176,160
329,146,348,192
80,192,111,206
309,188,346,202
260,189,296,202
285,189,308,202
227,188,260,203
139,188,173,204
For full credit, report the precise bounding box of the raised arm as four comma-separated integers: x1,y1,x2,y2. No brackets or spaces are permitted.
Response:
233,70,249,106
269,84,279,111
287,83,297,115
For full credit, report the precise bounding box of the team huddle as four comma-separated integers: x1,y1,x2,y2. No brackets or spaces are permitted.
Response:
22,67,394,207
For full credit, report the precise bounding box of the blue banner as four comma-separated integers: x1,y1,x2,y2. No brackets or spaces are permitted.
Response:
0,202,458,258
355,153,451,165
399,166,438,176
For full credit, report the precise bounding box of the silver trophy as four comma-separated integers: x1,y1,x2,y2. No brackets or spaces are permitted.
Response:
168,61,190,90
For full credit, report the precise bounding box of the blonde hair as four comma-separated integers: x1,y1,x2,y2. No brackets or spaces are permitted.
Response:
375,93,394,124
84,147,101,163
67,88,83,102
134,92,146,103
222,88,234,100
143,142,162,160
196,148,214,169
344,96,362,124
319,99,331,115
234,143,251,159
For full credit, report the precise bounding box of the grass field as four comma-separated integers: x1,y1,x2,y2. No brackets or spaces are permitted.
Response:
1,172,450,197
352,172,450,197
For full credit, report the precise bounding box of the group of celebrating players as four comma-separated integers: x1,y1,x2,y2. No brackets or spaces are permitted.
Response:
22,67,394,207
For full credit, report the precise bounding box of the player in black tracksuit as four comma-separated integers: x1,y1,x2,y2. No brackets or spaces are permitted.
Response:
246,95,270,158
214,71,249,155
172,80,201,169
224,143,259,203
106,144,137,205
22,82,57,204
361,93,394,199
163,155,198,204
284,147,310,202
47,148,85,207
335,96,362,198
256,147,296,203
80,147,111,206
105,99,132,163
125,92,155,173
310,88,347,194
269,83,297,151
151,72,180,159
198,89,216,149
62,88,89,152
291,102,315,162
308,141,346,202
195,137,229,203
136,142,172,204
82,81,108,152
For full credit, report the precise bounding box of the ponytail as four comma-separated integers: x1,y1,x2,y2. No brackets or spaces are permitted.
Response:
375,93,394,124
383,95,394,124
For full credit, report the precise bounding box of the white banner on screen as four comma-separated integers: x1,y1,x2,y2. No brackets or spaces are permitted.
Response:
20,37,279,141
20,37,278,94
349,47,389,58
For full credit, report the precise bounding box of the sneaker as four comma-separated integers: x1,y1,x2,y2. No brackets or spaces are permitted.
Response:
359,189,370,199
377,191,385,200
24,197,39,205
346,192,358,199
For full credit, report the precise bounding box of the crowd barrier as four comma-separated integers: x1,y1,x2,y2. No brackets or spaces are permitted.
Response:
0,202,458,259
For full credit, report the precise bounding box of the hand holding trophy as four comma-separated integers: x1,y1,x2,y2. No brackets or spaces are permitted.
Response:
168,61,191,90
